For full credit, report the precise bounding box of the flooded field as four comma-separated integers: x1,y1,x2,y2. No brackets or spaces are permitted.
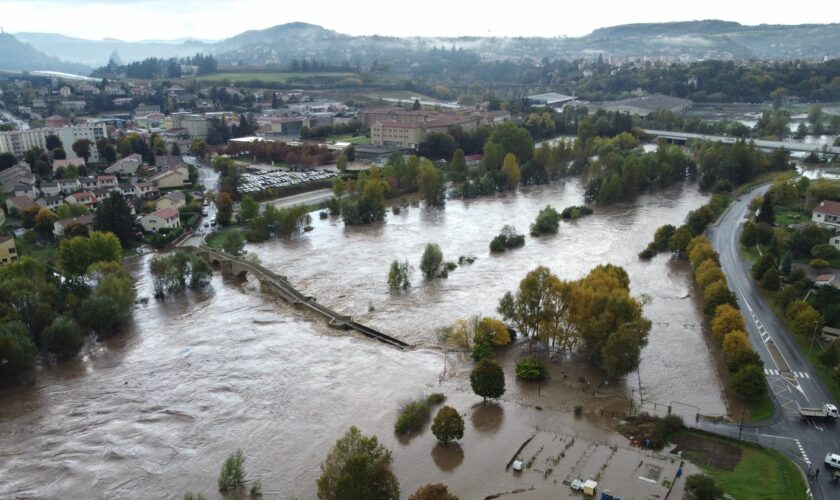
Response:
254,179,726,415
0,179,727,498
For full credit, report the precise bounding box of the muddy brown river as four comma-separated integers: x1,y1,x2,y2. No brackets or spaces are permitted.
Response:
0,179,725,498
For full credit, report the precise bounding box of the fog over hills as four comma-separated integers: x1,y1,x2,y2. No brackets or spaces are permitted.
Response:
6,20,840,73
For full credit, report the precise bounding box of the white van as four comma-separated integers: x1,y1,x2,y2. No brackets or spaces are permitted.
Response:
826,453,840,469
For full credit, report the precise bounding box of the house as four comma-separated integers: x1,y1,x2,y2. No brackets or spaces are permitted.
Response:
59,86,72,98
39,181,62,197
53,158,87,173
815,274,836,287
80,176,100,190
156,191,186,210
97,175,118,188
53,214,95,237
831,235,840,251
105,153,143,175
36,195,65,211
5,196,37,215
151,169,185,189
464,154,482,166
64,191,98,209
0,235,18,266
134,181,158,199
812,200,840,229
0,163,33,193
56,177,81,194
45,115,71,128
155,155,188,175
118,184,138,197
140,208,180,232
13,183,39,200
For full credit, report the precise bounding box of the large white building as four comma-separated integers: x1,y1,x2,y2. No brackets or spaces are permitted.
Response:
170,113,208,139
0,122,108,161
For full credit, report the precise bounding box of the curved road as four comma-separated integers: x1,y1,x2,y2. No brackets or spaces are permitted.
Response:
703,185,840,498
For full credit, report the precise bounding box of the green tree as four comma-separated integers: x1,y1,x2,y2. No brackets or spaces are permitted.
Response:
94,192,135,244
218,449,246,491
387,259,411,291
409,483,458,500
732,364,768,400
530,205,560,235
216,192,234,225
515,358,548,380
189,255,212,289
222,231,245,256
0,152,16,170
336,154,348,171
484,122,534,166
420,243,445,279
77,295,123,336
45,134,63,151
317,426,399,500
668,225,694,256
52,147,67,160
72,139,93,163
239,195,259,222
41,316,84,360
56,203,90,219
703,280,737,315
0,321,38,379
751,253,776,280
431,406,464,445
470,358,505,402
685,474,722,500
332,177,346,199
59,231,123,276
756,194,775,225
418,161,446,207
761,266,780,290
450,149,467,183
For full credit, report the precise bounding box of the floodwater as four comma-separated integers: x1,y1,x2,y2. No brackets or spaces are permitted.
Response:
0,179,727,498
253,178,726,415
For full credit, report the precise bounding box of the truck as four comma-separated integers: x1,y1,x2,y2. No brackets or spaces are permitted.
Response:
799,403,839,420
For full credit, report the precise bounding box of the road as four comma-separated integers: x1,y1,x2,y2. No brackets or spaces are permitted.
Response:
644,129,840,155
702,185,840,498
180,156,218,247
0,110,30,130
261,189,333,210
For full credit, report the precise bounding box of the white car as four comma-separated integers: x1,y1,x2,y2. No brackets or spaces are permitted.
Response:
826,453,840,469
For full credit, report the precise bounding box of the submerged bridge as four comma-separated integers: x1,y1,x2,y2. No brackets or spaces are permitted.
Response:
643,129,840,155
181,245,410,350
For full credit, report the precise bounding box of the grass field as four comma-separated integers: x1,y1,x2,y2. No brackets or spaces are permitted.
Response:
326,133,371,145
679,431,807,499
774,207,810,226
197,72,356,83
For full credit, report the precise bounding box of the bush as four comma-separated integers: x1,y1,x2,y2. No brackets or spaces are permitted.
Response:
0,321,38,379
651,224,676,251
489,234,508,252
560,205,593,219
530,205,561,235
810,258,830,270
651,414,684,448
638,246,656,260
685,474,723,500
41,316,84,360
218,449,246,491
516,358,548,380
394,398,431,435
574,404,583,416
420,243,445,279
444,261,458,271
409,483,459,500
490,226,525,252
249,479,262,497
818,341,840,368
387,259,411,291
426,393,446,405
431,406,464,444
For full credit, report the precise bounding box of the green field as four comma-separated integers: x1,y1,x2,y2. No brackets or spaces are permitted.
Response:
197,72,356,83
326,133,371,145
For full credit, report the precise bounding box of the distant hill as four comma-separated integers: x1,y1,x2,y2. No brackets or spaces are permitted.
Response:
14,32,210,67
13,20,840,72
0,33,90,73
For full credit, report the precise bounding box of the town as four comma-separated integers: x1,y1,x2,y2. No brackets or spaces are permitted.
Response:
1,4,840,500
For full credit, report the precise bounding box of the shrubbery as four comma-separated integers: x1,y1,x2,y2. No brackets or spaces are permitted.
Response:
515,358,548,380
560,205,593,220
394,394,447,436
530,205,561,235
489,225,525,252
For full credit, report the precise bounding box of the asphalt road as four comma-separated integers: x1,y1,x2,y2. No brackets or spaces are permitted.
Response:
702,184,840,498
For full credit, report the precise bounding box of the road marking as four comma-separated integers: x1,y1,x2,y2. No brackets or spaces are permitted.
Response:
795,438,811,465
759,433,798,441
764,368,780,375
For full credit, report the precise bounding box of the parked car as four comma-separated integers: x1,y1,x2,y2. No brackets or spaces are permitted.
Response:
826,453,840,469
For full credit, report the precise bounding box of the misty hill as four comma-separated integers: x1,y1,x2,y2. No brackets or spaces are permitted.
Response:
15,20,840,73
14,32,210,67
0,33,90,73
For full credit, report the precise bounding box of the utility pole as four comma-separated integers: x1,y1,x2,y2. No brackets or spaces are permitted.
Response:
738,409,746,440
810,320,820,350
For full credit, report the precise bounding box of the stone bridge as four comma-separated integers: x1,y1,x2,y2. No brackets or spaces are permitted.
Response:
180,245,410,350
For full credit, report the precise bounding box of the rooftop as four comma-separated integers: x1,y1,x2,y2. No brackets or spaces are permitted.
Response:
815,200,840,217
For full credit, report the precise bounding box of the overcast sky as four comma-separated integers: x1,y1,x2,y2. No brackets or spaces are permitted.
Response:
2,0,839,41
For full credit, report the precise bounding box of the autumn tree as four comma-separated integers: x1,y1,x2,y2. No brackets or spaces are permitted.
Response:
216,192,234,225
501,153,521,190
33,208,57,239
711,304,745,343
317,427,399,500
431,406,464,445
336,153,348,171
409,483,458,500
703,280,737,315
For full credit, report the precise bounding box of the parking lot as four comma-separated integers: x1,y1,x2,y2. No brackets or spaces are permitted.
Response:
239,168,336,194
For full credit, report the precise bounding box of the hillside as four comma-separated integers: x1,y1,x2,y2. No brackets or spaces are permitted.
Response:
0,33,90,73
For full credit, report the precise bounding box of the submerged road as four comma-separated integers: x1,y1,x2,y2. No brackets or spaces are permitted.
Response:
702,185,840,499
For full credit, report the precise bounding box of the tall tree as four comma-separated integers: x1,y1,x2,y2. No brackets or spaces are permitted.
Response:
45,134,63,151
450,149,467,183
94,192,135,244
72,139,93,163
317,427,399,500
756,194,775,225
470,359,505,402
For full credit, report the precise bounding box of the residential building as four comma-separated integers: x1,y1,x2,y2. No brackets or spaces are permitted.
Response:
14,183,39,199
0,123,108,160
812,200,840,229
37,195,65,211
0,129,49,157
64,191,98,209
118,184,138,197
0,235,18,266
0,162,33,193
134,104,161,116
59,86,72,98
61,101,87,112
156,191,186,210
140,208,180,232
54,215,95,237
151,170,185,189
56,177,81,193
105,153,143,175
97,175,118,188
830,235,840,251
5,196,37,215
54,122,108,161
170,113,208,139
134,181,158,199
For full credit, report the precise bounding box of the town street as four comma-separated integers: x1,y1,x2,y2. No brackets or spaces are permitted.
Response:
701,185,840,499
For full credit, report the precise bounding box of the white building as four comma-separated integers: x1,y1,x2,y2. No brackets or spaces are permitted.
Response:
812,200,840,230
0,123,108,160
140,208,181,232
831,235,840,251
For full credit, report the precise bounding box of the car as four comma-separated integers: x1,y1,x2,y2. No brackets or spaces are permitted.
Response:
826,453,840,469
203,223,209,228
202,210,208,216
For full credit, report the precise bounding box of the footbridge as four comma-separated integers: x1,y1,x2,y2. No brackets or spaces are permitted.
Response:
643,129,840,155
181,245,410,349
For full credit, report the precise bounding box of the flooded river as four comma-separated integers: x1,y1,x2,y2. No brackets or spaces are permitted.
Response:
0,179,726,498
